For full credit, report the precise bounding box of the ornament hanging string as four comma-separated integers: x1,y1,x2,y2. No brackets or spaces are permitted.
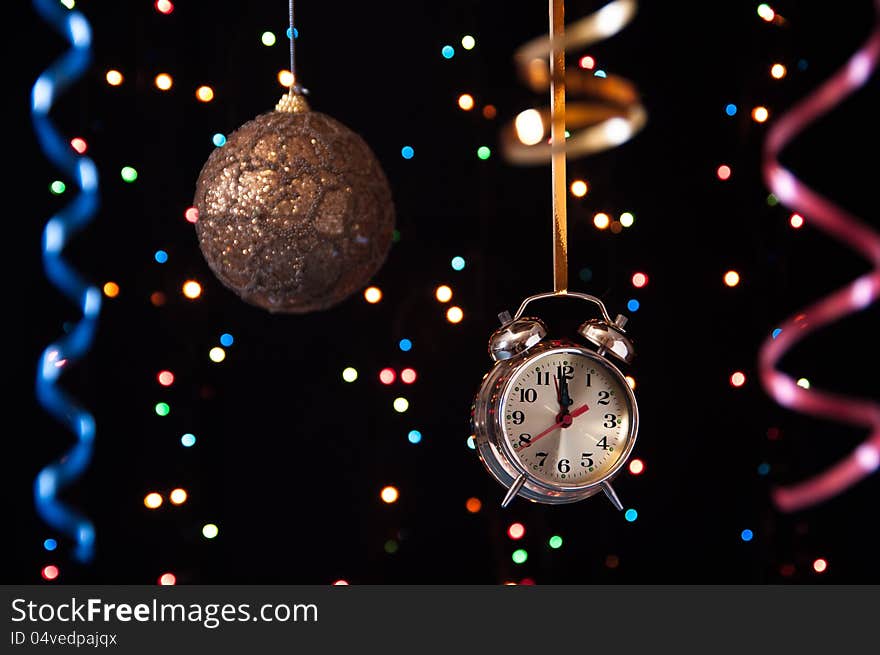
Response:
760,0,880,512
288,0,299,93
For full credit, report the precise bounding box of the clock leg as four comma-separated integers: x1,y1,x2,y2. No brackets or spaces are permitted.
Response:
501,474,527,508
601,481,624,511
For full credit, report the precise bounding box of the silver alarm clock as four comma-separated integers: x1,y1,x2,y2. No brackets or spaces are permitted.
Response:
470,291,639,509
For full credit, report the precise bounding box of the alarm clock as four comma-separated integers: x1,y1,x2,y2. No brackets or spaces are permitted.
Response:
470,291,639,509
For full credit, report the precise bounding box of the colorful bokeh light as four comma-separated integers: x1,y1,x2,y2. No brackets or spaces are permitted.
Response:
379,368,396,385
144,493,163,509
342,367,358,382
364,286,382,303
401,368,417,384
380,486,399,504
446,306,464,323
435,285,453,302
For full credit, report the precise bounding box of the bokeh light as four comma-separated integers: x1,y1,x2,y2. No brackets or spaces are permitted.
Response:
401,368,417,384
570,180,588,197
466,436,476,450
625,375,636,390
619,211,635,227
157,370,174,386
42,565,59,581
105,69,123,86
451,256,466,271
185,207,199,223
196,86,214,102
158,573,176,586
725,103,737,116
70,137,87,154
342,367,358,382
465,497,482,513
624,508,638,522
770,63,787,79
155,0,174,14
399,338,413,351
730,371,746,387
717,165,732,181
332,579,349,586
393,397,409,413
120,166,138,182
202,523,219,539
752,106,769,123
511,549,528,564
182,280,202,299
515,109,545,145
629,459,645,475
380,486,399,504
579,55,595,69
144,493,163,509
441,45,455,59
549,535,563,549
790,213,804,228
407,430,422,444
44,538,57,551
482,104,497,119
150,292,166,307
477,146,491,160
813,558,827,573
169,488,187,505
261,31,276,46
103,282,119,298
209,347,226,363
741,529,754,542
401,145,414,159
797,377,810,389
379,368,396,385
446,306,464,323
155,402,170,417
627,299,640,312
632,272,648,288
507,523,526,540
154,73,173,91
154,250,168,264
757,4,775,22
50,180,66,194
278,69,294,87
724,270,741,287
593,212,610,229
461,35,476,50
181,433,196,447
364,286,382,303
220,333,234,347
458,94,474,111
435,285,453,302
212,133,227,147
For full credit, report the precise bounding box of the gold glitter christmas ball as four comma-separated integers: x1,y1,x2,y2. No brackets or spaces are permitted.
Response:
193,95,394,313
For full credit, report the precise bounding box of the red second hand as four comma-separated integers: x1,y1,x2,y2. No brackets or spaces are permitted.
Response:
521,404,589,449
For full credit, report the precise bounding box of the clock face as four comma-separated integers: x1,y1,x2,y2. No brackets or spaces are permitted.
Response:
500,348,634,488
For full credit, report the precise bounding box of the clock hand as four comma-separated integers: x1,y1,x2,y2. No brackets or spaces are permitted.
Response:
559,375,573,409
521,403,590,449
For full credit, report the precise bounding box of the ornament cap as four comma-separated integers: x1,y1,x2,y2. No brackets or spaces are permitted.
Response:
275,91,310,113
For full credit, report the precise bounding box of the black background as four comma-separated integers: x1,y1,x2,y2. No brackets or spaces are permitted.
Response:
11,0,879,584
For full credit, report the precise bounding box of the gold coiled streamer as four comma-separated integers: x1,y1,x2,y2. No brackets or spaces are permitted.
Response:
501,0,646,166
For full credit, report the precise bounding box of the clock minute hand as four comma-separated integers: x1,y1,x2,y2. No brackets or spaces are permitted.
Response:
521,404,590,449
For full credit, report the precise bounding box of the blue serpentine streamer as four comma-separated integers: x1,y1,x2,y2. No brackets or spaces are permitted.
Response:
31,0,100,564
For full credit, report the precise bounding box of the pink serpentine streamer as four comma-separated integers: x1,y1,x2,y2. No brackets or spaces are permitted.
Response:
761,0,880,512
